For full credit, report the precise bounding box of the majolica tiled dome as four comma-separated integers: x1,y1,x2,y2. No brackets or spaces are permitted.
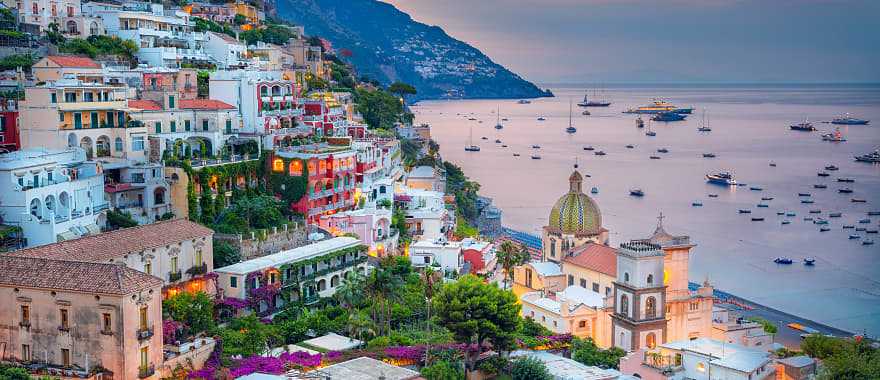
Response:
548,171,602,235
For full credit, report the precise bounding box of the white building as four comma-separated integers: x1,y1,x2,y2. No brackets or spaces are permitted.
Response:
510,351,638,380
0,148,107,247
520,285,610,338
128,97,242,158
395,186,449,241
406,165,445,193
619,338,775,380
204,32,246,69
409,238,461,274
710,307,773,349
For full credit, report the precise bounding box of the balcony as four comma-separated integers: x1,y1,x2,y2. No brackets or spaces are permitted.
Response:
93,203,110,212
57,100,126,112
294,256,367,282
302,294,320,305
138,364,155,379
136,327,154,341
168,270,182,282
186,263,208,276
117,200,144,210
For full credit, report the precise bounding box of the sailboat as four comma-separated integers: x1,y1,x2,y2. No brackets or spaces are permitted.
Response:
636,116,645,128
645,120,656,136
697,110,712,132
494,106,504,130
566,100,577,134
577,88,611,107
464,125,480,151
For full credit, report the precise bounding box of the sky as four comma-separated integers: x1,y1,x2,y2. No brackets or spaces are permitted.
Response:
382,0,880,84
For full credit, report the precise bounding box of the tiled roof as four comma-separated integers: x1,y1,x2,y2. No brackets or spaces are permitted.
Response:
0,256,163,295
211,31,242,45
8,219,213,262
562,242,617,276
179,99,236,110
128,99,163,111
46,56,101,68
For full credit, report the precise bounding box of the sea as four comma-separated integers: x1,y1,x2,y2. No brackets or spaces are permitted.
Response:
410,84,880,337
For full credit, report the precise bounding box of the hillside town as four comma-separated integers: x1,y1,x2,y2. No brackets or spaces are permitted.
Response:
0,0,873,379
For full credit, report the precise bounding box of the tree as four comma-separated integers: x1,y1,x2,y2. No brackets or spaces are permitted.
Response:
106,209,138,230
432,275,521,372
233,14,248,25
509,356,551,380
496,241,529,289
571,338,626,369
346,310,377,343
334,271,365,310
213,240,240,269
747,317,778,334
800,335,880,379
162,291,216,336
364,263,404,335
0,54,36,71
216,315,278,358
420,360,464,380
388,81,417,103
355,88,404,129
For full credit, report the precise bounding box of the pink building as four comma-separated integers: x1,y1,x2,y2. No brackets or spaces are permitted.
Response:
319,207,397,257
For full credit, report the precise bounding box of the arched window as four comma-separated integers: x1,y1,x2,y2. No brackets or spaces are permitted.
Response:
307,160,316,174
646,332,657,349
624,272,630,282
272,158,284,172
330,275,339,288
29,198,42,219
646,296,657,319
289,160,303,176
647,274,654,285
620,294,629,316
317,279,326,291
154,187,166,205
260,86,268,97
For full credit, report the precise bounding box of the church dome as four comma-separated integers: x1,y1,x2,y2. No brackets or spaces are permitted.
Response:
548,170,602,235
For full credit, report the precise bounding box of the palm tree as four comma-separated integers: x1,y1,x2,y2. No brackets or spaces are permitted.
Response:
364,267,403,335
422,266,439,363
497,241,530,290
346,311,376,343
334,271,364,310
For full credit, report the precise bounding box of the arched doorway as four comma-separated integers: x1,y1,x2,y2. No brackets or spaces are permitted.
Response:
29,198,43,220
67,133,78,148
80,136,94,159
96,135,111,157
154,187,166,205
66,20,78,34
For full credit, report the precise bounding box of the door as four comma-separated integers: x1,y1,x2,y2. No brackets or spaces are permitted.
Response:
74,113,82,129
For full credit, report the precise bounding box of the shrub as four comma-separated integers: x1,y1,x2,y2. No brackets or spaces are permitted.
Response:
509,356,551,380
420,360,464,380
478,355,510,376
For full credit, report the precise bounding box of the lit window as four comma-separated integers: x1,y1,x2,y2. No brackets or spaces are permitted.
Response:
696,362,706,372
273,158,284,172
289,160,303,176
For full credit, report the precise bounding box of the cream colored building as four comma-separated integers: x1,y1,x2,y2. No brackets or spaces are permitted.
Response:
0,255,164,379
521,285,613,346
511,261,565,299
31,55,104,83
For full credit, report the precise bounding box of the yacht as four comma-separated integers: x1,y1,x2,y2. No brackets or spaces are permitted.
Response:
623,99,692,114
577,89,611,107
706,171,737,186
697,110,712,132
464,125,480,152
824,165,839,171
652,112,686,122
821,128,846,142
831,114,870,125
790,120,816,131
703,153,716,158
630,188,645,197
566,100,577,134
854,150,880,163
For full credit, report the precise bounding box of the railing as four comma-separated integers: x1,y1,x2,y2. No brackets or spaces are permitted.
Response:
117,201,144,209
302,294,320,305
189,154,260,169
187,263,208,276
168,271,182,282
138,364,155,378
289,256,367,283
93,203,110,212
136,327,154,341
55,214,70,223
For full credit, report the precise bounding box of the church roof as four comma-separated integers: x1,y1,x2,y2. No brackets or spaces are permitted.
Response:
563,243,616,277
548,170,602,236
643,213,692,247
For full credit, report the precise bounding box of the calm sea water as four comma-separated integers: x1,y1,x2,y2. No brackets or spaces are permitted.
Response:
412,84,880,337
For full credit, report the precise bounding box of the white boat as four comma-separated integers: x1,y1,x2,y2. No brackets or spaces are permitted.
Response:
697,110,712,132
464,125,480,152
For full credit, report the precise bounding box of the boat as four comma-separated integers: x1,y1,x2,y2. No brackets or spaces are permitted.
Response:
565,100,577,134
814,217,828,223
494,106,504,130
703,153,716,158
858,219,871,224
751,217,765,221
467,117,477,121
774,257,793,264
623,99,689,114
636,117,645,128
804,217,814,222
750,186,763,191
757,203,769,208
646,130,657,136
868,211,880,216
843,225,855,229
820,227,830,232
649,155,661,160
856,227,867,231
739,209,752,214
583,146,594,151
495,139,502,144
804,258,816,266
762,197,774,201
537,116,546,121
582,110,591,116
657,148,669,153
577,89,612,107
782,220,791,225
532,145,541,149
821,128,846,142
777,211,785,215
652,112,686,122
481,136,488,140
531,155,541,160
706,171,737,186
502,118,509,121
814,184,827,189
863,239,875,245
786,212,796,217
769,162,777,167
708,194,719,198
867,230,879,234
809,210,822,214
790,120,816,131
517,99,531,104
630,188,645,197
626,144,635,149
849,234,860,239
852,198,867,203
501,144,508,148
697,110,712,132
825,165,839,171
513,153,520,157
831,114,870,125
829,212,842,218
594,151,606,156
837,178,855,183
591,187,599,194
838,188,853,194
464,125,481,152
817,172,830,177
801,199,814,204
854,150,880,163
692,201,703,207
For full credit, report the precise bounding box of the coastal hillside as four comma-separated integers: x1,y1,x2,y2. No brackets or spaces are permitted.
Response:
275,0,551,100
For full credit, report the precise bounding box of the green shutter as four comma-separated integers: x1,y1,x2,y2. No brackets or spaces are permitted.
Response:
155,122,161,133
202,120,209,131
170,121,176,132
225,120,232,134
185,120,191,131
90,112,98,128
169,95,175,109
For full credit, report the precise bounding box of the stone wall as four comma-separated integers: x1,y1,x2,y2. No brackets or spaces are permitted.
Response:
214,223,309,260
160,338,217,378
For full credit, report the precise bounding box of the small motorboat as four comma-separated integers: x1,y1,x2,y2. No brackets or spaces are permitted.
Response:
481,136,488,140
804,217,814,222
591,187,599,194
790,121,816,131
813,217,828,224
774,257,793,264
825,165,839,171
692,201,703,207
531,155,542,160
798,192,811,197
583,146,595,151
657,148,669,153
646,130,657,136
856,227,867,231
757,203,769,208
501,144,508,148
821,128,846,142
801,199,815,204
849,234,861,239
750,186,763,191
761,197,774,201
867,211,880,216
851,198,867,203
809,209,822,214
532,145,541,149
838,188,853,194
566,126,577,134
782,220,791,225
582,110,591,116
804,258,816,266
517,99,531,104
837,178,855,183
786,212,796,217
630,188,645,197
626,144,635,149
863,239,875,245
855,150,880,163
867,229,879,234
594,151,606,156
769,162,777,167
858,219,871,224
814,184,827,189
513,153,521,157
502,118,509,121
739,209,752,214
708,194,719,198
843,225,855,229
468,117,477,121
752,217,765,221
537,116,546,121
650,155,661,160
817,172,830,177
829,212,842,218
820,227,830,232
703,153,716,158
697,126,712,132
495,139,502,144
777,211,785,215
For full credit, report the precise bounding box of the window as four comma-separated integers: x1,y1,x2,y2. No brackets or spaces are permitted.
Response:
289,160,303,176
525,268,533,288
84,92,94,102
606,287,611,296
168,95,175,108
203,119,209,131
624,272,630,282
689,301,700,311
21,344,30,362
155,122,161,133
20,305,29,325
195,249,202,265
59,112,64,122
47,171,53,182
170,121,176,132
61,349,70,367
90,112,98,128
579,279,587,288
140,347,149,369
102,313,112,333
184,120,191,131
423,256,430,264
647,274,654,285
64,92,76,102
272,158,284,172
144,261,152,275
549,239,556,258
139,307,148,330
541,316,546,322
620,295,629,316
553,321,557,327
646,297,657,319
592,282,599,293
230,276,238,288
60,309,69,330
132,136,145,151
270,272,277,284
696,362,706,373
225,119,232,133
112,137,122,152
171,257,178,273
107,111,115,127
646,332,657,349
568,275,574,286
50,93,57,103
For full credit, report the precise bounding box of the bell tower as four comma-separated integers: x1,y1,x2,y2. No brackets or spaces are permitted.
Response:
611,240,667,352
